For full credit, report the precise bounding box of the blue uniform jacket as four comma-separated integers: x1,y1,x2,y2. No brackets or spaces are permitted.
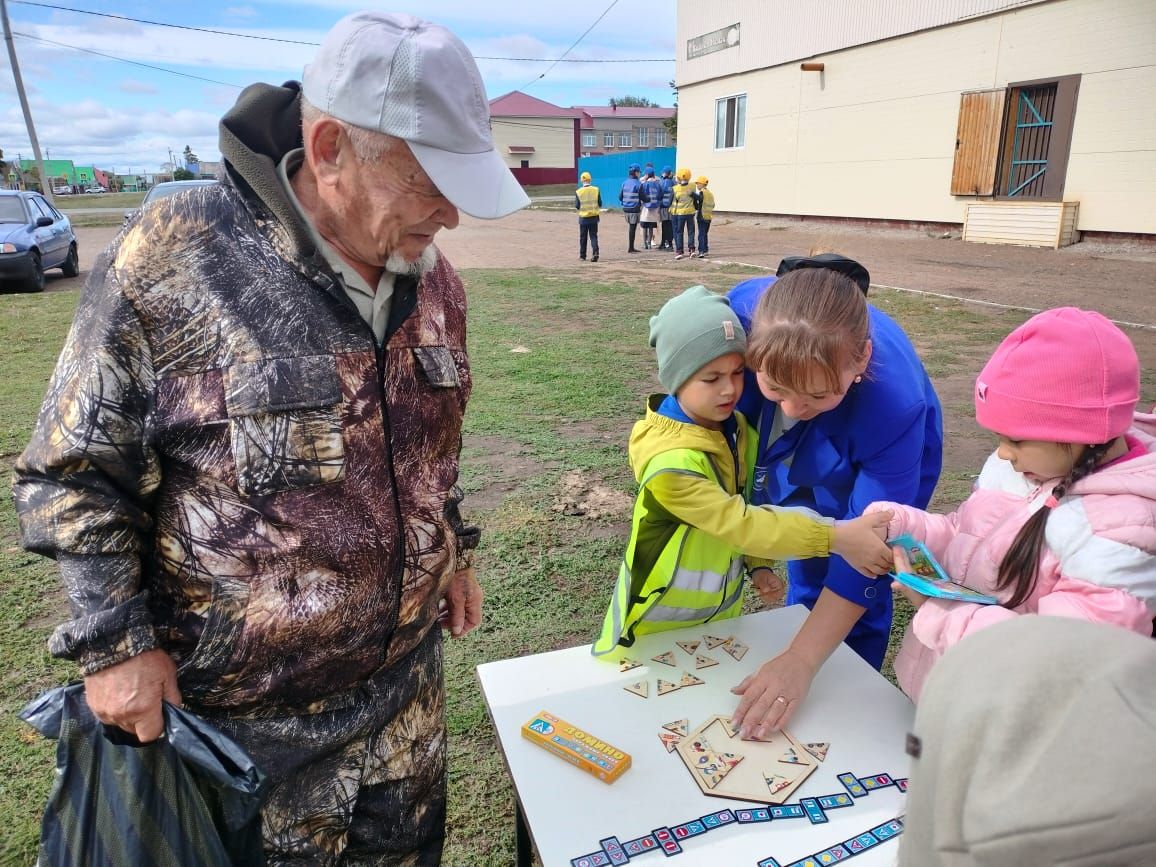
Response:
729,276,944,636
619,178,642,212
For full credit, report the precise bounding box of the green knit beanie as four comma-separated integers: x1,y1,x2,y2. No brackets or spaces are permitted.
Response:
649,285,748,394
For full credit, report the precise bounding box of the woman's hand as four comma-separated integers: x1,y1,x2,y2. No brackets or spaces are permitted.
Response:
831,511,894,576
730,649,818,738
750,567,787,607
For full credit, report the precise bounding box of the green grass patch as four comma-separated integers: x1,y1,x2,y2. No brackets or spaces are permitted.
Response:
57,192,144,210
0,270,1039,864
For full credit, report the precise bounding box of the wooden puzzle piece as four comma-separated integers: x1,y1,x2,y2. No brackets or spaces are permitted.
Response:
656,678,681,696
803,742,830,762
658,731,683,752
724,638,750,661
662,719,689,736
702,634,730,649
694,748,742,789
678,671,705,687
779,748,806,764
619,658,643,672
623,680,648,698
676,639,701,655
694,654,719,670
764,773,794,795
651,650,677,667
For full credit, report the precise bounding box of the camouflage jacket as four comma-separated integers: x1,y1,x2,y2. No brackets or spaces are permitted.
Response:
14,82,477,715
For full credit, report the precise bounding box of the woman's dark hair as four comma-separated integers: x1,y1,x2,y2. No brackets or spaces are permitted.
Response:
995,441,1113,607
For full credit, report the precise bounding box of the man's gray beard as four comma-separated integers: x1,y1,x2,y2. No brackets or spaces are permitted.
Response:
385,244,437,278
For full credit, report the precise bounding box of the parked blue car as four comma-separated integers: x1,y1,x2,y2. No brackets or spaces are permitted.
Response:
0,189,79,292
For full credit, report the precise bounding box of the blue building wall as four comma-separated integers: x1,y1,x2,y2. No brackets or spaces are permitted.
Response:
577,147,676,210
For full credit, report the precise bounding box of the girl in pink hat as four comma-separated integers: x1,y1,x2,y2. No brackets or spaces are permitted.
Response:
868,307,1156,702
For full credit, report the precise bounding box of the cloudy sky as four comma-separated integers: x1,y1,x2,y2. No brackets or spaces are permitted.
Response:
1,0,676,174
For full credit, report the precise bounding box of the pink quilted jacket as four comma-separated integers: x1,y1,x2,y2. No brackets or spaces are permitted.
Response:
868,412,1156,702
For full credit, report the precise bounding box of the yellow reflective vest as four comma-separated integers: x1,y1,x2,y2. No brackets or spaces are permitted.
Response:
592,397,835,657
670,182,698,216
575,184,601,218
697,188,715,221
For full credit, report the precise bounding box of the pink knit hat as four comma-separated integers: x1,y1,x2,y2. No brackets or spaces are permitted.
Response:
975,308,1139,444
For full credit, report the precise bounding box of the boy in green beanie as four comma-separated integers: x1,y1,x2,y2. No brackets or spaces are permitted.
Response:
593,286,892,656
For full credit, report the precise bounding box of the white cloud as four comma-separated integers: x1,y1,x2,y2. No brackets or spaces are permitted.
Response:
224,5,259,18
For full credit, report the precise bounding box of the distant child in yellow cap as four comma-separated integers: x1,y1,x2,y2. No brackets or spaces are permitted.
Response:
671,168,698,259
695,176,714,259
574,171,601,262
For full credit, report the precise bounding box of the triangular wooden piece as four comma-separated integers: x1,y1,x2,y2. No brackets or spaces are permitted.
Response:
662,718,689,737
723,639,749,661
651,650,677,667
678,670,705,687
623,680,648,698
779,747,806,764
676,639,701,655
693,747,743,789
656,678,681,696
802,742,830,762
702,634,729,649
658,731,682,752
694,653,719,670
618,657,643,672
764,772,793,795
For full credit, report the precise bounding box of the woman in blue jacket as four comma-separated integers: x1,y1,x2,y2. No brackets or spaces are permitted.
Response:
727,254,943,739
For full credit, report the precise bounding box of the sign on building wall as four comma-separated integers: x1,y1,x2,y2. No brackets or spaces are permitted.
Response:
687,23,740,60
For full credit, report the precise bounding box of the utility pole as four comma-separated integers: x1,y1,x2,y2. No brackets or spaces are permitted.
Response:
0,0,54,206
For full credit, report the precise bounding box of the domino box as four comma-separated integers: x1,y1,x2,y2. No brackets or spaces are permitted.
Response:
521,710,632,784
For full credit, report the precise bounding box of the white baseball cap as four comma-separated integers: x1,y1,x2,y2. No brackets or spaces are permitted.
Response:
302,11,529,220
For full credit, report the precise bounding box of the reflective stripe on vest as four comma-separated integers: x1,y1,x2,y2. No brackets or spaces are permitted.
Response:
671,183,696,216
592,450,745,656
698,189,715,221
576,185,601,218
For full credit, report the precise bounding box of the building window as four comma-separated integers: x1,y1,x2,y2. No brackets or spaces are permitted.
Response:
618,131,632,148
638,127,650,148
715,94,746,149
582,132,597,147
603,131,614,148
520,159,530,169
656,127,667,147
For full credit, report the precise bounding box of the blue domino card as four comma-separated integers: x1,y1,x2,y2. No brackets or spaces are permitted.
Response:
757,859,782,867
784,858,821,867
800,798,828,824
896,778,909,792
770,804,806,819
652,827,682,857
843,832,880,854
736,807,772,823
872,819,905,840
837,772,867,797
818,793,854,809
671,819,706,839
713,809,736,825
599,836,629,865
570,853,610,867
861,773,894,790
814,844,852,863
623,835,657,855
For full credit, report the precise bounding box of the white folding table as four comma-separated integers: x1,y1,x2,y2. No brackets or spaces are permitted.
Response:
476,605,915,867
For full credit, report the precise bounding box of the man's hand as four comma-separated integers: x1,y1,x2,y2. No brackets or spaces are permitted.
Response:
83,649,181,743
439,566,483,638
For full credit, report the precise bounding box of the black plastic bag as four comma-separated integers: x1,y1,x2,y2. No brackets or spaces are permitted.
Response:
20,683,268,867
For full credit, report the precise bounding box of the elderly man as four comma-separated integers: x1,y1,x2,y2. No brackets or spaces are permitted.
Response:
13,11,526,865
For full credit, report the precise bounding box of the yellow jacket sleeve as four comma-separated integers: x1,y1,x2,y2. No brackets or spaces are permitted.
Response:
646,471,834,560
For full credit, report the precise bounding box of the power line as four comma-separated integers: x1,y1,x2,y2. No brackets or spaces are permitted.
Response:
14,31,244,87
9,0,672,61
520,0,623,90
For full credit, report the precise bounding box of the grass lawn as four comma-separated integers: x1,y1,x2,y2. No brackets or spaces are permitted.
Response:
55,191,145,210
0,270,1016,864
522,183,577,198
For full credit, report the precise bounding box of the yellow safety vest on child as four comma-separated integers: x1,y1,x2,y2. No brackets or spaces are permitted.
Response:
576,184,601,218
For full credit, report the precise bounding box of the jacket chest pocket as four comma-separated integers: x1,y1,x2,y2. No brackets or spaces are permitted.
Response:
224,355,346,497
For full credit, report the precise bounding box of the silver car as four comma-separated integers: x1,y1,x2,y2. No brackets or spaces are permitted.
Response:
124,180,218,224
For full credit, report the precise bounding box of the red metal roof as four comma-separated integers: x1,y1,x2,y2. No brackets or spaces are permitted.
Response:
574,105,675,119
489,90,581,118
